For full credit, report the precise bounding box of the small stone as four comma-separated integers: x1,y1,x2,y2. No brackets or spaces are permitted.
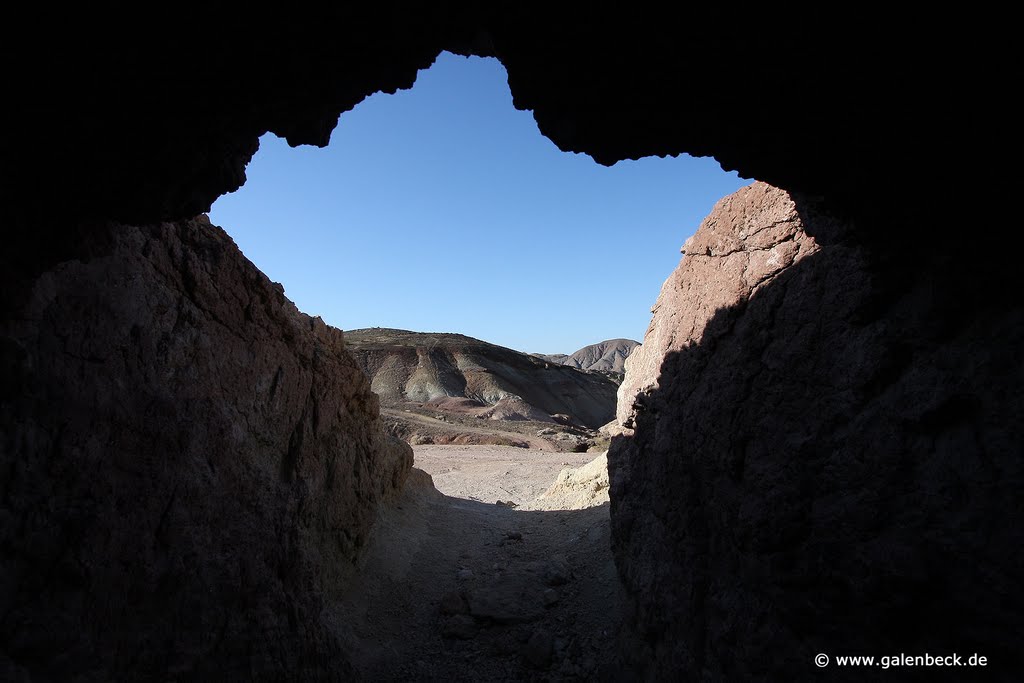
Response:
543,588,559,606
523,628,554,668
543,555,572,586
442,614,478,640
505,530,523,541
457,569,474,580
440,591,468,615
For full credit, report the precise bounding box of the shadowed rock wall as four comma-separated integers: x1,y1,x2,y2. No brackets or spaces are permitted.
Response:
0,217,411,680
610,184,1022,680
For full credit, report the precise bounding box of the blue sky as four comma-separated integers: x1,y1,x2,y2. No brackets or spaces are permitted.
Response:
210,52,747,354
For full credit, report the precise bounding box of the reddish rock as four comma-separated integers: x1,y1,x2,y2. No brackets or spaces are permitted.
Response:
617,183,818,427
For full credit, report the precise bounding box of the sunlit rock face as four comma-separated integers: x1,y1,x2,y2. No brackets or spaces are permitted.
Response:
609,183,1023,680
617,183,819,428
0,216,410,680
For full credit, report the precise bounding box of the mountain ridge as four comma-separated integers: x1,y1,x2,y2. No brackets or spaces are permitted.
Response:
345,327,617,430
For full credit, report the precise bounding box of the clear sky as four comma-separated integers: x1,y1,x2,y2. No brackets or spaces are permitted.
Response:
210,52,748,354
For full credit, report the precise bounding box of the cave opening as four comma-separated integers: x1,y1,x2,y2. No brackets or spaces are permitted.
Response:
195,52,748,676
204,50,745,460
7,12,1013,680
209,52,746,354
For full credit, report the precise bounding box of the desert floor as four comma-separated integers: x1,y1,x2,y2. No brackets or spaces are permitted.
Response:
336,445,626,680
413,444,598,505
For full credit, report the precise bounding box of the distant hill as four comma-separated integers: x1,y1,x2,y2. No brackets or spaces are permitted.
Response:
565,339,640,373
534,339,641,374
345,328,618,429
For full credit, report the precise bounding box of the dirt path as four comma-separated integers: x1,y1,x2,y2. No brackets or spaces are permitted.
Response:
335,446,626,681
381,409,559,451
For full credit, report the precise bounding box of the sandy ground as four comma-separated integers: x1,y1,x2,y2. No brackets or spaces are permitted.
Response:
335,445,627,681
413,445,599,504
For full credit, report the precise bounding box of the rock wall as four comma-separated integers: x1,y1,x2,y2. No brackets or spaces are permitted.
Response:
0,217,411,680
617,184,819,427
609,184,1023,680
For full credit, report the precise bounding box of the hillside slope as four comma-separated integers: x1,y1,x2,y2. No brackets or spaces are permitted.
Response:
565,339,639,373
346,328,617,429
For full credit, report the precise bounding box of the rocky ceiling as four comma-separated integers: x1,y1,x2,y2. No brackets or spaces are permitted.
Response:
2,7,1007,233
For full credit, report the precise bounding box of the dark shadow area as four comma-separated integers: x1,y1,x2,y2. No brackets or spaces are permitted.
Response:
336,476,625,679
0,214,622,681
3,7,1011,235
0,217,412,681
608,193,1023,681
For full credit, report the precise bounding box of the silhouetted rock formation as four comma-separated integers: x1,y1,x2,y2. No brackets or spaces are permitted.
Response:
4,8,1005,234
610,183,1023,680
346,328,617,429
0,216,410,680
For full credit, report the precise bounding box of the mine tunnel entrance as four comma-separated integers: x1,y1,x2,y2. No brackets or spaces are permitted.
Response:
201,52,743,677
